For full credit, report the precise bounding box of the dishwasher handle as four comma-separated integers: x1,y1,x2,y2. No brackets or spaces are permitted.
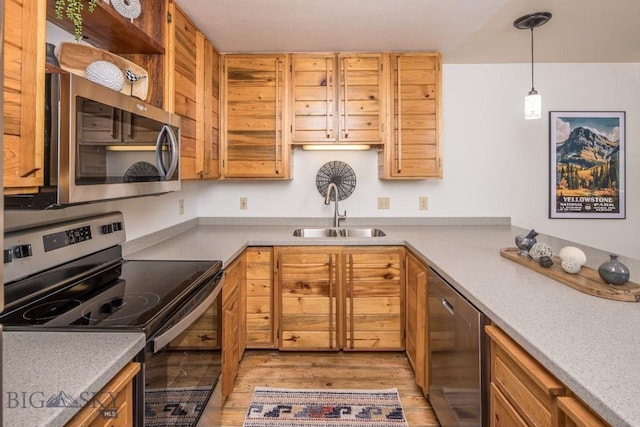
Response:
441,297,455,316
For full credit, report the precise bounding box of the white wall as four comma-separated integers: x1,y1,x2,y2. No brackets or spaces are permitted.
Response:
7,62,638,259
195,62,640,259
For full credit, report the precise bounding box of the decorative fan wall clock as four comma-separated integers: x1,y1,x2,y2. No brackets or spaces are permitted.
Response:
315,161,356,201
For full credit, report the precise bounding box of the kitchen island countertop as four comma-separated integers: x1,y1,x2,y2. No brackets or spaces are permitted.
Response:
127,220,640,426
2,331,145,427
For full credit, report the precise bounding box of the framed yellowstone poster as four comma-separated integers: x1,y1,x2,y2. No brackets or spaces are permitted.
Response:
550,111,625,219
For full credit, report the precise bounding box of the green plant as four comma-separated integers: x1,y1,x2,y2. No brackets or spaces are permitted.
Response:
54,0,98,41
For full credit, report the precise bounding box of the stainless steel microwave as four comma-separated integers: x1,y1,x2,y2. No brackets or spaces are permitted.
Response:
5,73,181,209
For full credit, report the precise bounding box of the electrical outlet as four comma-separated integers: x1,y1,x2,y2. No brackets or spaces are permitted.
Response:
377,197,390,209
419,196,428,210
178,199,184,215
240,197,248,210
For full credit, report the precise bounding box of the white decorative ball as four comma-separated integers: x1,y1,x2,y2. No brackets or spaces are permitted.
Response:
529,242,555,262
561,258,582,274
558,246,587,266
85,61,124,92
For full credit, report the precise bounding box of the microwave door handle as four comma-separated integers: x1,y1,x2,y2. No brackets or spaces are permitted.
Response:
155,125,178,179
150,275,224,353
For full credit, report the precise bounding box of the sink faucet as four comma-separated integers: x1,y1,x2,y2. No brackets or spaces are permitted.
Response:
325,183,347,228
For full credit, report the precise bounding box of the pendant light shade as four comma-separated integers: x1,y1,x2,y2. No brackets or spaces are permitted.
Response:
514,12,552,120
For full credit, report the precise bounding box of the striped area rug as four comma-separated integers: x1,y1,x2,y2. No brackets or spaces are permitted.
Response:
243,387,409,426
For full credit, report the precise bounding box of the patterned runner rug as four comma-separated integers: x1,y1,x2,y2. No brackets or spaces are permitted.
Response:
145,387,211,427
243,387,409,426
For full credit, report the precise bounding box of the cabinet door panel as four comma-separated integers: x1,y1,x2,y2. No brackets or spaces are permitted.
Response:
223,55,289,178
380,53,441,179
3,0,45,191
277,249,339,350
343,248,404,351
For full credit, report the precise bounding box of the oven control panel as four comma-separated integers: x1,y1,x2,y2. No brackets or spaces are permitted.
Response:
3,212,126,284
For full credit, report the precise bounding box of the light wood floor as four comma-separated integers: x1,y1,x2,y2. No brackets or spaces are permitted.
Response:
214,350,440,426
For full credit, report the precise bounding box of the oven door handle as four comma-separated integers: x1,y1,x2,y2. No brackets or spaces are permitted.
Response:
150,275,224,353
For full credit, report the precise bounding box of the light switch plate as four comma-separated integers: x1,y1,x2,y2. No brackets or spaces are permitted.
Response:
419,196,428,210
377,197,390,209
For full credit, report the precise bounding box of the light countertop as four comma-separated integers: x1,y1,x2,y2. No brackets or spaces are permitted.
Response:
2,331,145,427
127,219,640,426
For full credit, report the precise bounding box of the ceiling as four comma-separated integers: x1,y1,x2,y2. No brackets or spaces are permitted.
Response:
175,0,640,63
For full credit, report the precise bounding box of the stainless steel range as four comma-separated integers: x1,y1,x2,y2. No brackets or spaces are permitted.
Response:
1,212,223,426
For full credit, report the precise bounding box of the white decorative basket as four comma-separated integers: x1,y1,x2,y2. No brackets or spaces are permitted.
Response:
85,61,125,92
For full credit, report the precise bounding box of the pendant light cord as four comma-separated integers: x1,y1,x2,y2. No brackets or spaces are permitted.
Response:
530,27,536,93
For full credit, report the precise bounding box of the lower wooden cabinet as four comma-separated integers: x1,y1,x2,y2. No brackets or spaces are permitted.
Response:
65,362,140,427
486,325,610,427
275,246,404,351
405,251,428,394
221,254,246,403
245,247,275,348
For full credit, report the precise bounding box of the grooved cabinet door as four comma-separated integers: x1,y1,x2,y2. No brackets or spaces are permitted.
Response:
222,55,290,178
290,53,385,146
3,0,46,192
245,248,275,348
338,54,385,143
276,247,341,350
380,53,442,179
406,251,428,394
170,6,220,180
343,247,404,351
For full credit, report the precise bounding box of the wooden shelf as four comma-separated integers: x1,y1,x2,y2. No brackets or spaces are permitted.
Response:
500,247,640,302
46,0,164,54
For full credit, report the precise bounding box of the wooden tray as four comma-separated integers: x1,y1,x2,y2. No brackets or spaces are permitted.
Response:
57,42,149,101
500,247,640,302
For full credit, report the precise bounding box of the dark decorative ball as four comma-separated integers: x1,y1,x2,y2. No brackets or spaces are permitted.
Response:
538,256,553,268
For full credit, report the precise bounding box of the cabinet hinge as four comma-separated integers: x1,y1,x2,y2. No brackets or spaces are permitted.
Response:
167,12,172,23
290,125,293,133
380,63,383,71
290,64,293,73
276,329,280,339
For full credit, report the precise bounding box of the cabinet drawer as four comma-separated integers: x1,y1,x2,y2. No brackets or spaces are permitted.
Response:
557,396,610,427
486,325,565,426
66,362,140,427
491,382,528,427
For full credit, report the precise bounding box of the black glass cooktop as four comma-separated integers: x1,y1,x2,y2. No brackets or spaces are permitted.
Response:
0,247,222,335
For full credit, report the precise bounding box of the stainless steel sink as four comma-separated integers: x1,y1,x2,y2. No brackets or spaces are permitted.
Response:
292,228,386,238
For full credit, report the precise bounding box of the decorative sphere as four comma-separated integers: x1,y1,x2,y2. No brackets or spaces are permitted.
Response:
558,246,587,266
529,242,554,262
85,61,124,92
538,256,554,268
561,258,582,274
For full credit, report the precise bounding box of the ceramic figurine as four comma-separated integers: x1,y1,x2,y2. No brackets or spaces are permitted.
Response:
529,242,554,262
538,256,553,268
515,229,538,255
598,254,630,286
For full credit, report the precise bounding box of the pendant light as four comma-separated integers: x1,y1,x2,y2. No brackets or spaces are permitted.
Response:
514,12,552,120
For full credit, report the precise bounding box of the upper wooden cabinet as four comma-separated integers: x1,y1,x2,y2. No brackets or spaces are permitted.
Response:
168,5,220,180
3,0,46,194
290,53,385,146
221,54,291,179
379,53,442,179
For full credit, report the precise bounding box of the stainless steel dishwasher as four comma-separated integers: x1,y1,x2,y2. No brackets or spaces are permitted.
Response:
428,267,487,427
